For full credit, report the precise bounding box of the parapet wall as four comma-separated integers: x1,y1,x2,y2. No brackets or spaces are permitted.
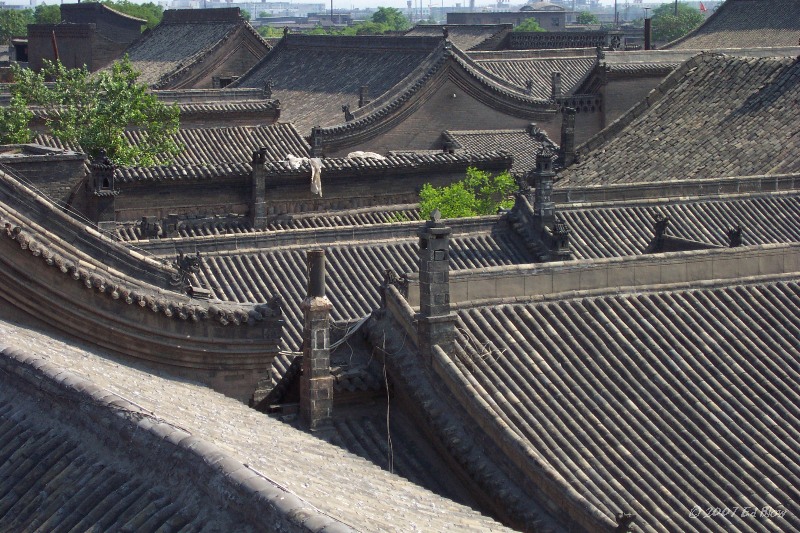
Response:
405,243,800,307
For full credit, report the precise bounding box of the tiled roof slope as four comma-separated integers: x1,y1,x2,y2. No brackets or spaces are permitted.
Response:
35,124,310,183
126,123,310,167
665,0,800,50
233,35,442,132
444,127,558,174
195,222,534,349
123,8,269,89
114,149,510,184
451,277,800,531
468,52,597,99
0,319,512,532
405,24,512,51
562,192,800,259
0,377,276,532
559,54,800,187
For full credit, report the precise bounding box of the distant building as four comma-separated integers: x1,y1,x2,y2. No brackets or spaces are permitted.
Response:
27,3,146,71
447,2,572,30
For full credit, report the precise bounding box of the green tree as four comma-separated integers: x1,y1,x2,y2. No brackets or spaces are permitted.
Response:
240,10,251,21
651,2,703,42
513,17,546,32
3,57,181,166
371,7,410,31
100,1,163,31
258,25,286,38
0,8,34,43
419,167,516,219
34,4,61,24
576,11,599,25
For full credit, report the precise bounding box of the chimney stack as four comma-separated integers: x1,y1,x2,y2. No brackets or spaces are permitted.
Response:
644,18,652,50
88,149,118,230
551,71,562,100
359,85,371,107
251,148,267,230
299,249,334,432
417,210,456,361
559,106,576,168
532,146,555,235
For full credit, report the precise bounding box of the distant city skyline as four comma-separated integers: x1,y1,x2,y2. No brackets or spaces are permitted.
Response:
3,0,639,9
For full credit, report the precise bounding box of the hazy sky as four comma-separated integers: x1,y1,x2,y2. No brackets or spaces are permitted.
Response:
15,0,628,12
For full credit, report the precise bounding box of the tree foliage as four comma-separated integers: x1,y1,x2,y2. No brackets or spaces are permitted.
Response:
2,57,181,166
419,167,516,219
371,7,410,31
513,17,546,32
258,25,285,38
576,11,599,25
0,8,34,43
100,1,163,31
651,2,704,42
305,7,410,36
34,5,61,25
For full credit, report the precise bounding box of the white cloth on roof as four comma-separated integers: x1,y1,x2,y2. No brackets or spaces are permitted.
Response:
309,157,322,197
285,154,323,197
347,151,385,160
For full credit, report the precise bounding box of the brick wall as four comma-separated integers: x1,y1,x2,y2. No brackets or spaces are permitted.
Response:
114,178,251,221
0,148,86,204
602,76,663,128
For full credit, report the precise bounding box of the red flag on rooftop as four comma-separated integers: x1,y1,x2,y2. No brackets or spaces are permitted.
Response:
699,2,708,12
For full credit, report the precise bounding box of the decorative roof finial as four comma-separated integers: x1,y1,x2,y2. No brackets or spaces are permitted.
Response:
431,209,442,223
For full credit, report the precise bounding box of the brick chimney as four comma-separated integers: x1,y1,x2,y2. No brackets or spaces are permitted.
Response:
359,85,371,107
551,71,562,100
532,146,555,235
299,249,334,432
87,149,118,230
559,106,576,168
417,210,456,361
250,148,267,230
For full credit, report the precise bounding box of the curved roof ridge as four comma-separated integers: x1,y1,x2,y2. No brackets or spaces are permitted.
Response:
0,169,268,326
314,42,553,140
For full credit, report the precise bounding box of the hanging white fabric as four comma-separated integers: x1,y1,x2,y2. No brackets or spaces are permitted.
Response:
285,154,323,197
309,157,322,197
346,151,385,160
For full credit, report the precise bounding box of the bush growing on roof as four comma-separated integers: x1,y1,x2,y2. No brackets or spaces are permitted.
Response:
1,56,181,167
419,167,516,219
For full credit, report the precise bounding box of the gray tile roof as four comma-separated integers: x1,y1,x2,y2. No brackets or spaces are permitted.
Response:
194,221,534,350
468,52,597,99
405,24,512,51
0,369,283,532
127,123,310,168
559,54,800,187
561,192,800,259
0,319,512,532
444,126,558,174
123,8,269,89
233,35,442,132
665,0,800,50
452,277,800,531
